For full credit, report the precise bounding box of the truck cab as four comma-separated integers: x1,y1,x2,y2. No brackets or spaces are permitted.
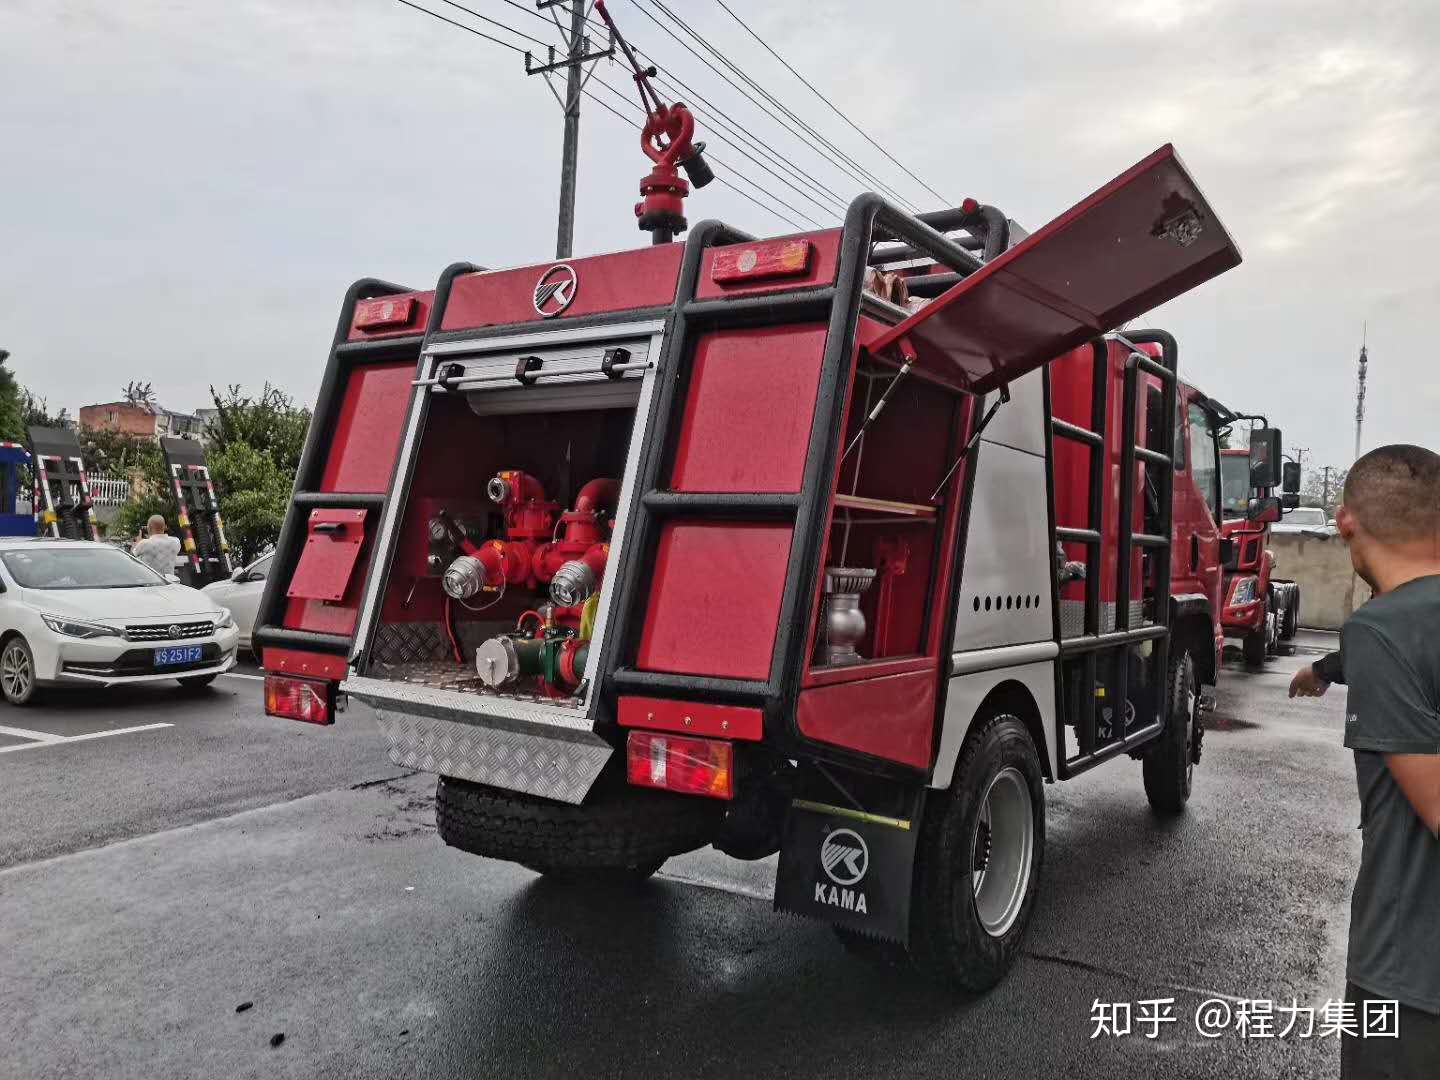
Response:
1219,440,1300,663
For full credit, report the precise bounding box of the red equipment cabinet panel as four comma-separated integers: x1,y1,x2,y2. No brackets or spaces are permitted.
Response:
636,521,792,680
617,696,764,741
669,325,827,493
868,144,1241,393
440,245,684,331
796,669,937,769
261,647,348,681
319,361,415,493
345,291,433,342
288,509,369,602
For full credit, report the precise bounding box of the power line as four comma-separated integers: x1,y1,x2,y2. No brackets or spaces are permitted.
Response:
392,0,526,52
635,0,921,211
430,0,551,49
713,0,949,205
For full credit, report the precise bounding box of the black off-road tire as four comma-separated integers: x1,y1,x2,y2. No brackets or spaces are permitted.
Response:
1143,647,1198,815
1281,591,1299,640
909,714,1045,993
1241,627,1267,667
435,772,722,879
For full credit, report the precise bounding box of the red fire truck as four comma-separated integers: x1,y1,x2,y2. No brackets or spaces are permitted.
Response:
1219,442,1301,664
257,82,1243,985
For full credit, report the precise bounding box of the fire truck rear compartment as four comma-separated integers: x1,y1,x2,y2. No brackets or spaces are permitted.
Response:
362,379,640,707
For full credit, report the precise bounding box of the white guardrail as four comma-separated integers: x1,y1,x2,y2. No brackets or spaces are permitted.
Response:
87,473,134,507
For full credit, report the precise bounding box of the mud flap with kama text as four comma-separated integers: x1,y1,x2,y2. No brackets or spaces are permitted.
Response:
773,799,918,944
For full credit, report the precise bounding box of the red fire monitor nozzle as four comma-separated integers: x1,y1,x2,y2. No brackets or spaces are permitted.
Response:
594,0,714,244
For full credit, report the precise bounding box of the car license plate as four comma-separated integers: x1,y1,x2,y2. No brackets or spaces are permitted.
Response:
154,645,205,667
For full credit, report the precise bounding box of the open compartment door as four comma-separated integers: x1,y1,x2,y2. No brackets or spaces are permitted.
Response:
868,144,1241,391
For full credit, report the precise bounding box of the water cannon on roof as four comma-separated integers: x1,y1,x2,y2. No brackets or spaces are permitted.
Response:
594,0,714,245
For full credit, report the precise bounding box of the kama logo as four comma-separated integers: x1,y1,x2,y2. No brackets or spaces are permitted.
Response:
533,264,578,318
820,827,869,886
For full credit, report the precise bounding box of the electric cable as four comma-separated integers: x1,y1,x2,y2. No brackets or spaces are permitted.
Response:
392,0,527,52
713,0,950,204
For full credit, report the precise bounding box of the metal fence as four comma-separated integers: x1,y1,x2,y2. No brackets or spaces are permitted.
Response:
87,473,134,507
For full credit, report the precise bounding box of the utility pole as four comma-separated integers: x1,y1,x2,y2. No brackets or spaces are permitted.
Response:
526,2,614,259
1354,322,1368,462
1321,466,1332,509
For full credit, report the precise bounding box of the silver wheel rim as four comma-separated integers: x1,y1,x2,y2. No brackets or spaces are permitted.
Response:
1184,684,1197,787
971,765,1034,937
3,643,32,700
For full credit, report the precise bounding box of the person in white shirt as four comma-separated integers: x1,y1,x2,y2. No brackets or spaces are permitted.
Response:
132,515,182,578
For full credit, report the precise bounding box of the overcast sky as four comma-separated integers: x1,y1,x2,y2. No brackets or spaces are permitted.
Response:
3,0,1436,472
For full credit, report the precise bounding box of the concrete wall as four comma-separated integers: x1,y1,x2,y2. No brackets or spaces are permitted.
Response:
1270,532,1371,631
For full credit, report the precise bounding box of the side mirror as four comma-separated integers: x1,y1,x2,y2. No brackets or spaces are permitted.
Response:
1281,492,1301,510
1248,428,1282,488
231,567,247,583
165,573,182,584
1281,459,1301,495
1247,496,1282,523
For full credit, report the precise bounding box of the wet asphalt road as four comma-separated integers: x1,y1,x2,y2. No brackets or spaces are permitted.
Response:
1,637,1359,1080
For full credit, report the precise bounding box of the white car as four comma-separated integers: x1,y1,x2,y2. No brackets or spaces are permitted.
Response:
0,538,239,704
201,551,272,654
1272,506,1336,537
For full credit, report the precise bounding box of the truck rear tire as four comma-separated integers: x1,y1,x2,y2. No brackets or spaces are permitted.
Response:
1281,591,1299,640
1241,627,1267,667
909,713,1044,992
1142,647,1198,815
435,771,722,879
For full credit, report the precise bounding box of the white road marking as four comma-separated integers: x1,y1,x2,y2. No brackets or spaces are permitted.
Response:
0,722,173,754
222,672,265,682
0,723,64,744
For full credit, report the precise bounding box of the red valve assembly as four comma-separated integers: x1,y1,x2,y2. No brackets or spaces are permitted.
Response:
431,470,619,697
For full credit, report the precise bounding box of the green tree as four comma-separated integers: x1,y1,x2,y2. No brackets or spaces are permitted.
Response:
0,351,25,444
206,384,310,563
80,428,174,541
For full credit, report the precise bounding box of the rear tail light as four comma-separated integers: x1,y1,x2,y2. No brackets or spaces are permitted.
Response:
353,295,415,331
264,674,335,725
710,239,813,285
626,731,733,799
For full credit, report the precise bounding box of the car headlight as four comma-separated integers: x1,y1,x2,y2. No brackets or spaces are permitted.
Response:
41,614,118,639
213,610,236,631
1230,577,1259,606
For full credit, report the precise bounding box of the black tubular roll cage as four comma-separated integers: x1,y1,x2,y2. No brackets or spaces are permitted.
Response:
255,194,1185,789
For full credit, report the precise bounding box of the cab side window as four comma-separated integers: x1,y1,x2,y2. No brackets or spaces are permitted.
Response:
1186,402,1219,520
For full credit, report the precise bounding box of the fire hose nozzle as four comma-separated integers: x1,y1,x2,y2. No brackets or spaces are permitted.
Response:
443,554,488,600
549,559,599,607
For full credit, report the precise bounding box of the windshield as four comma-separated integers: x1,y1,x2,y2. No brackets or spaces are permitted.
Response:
1220,454,1251,519
1,546,166,590
1287,508,1328,527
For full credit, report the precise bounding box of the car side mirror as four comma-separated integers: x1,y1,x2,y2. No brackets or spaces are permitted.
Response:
1281,492,1300,510
232,567,248,583
1281,459,1301,495
1247,495,1282,523
165,573,182,584
1248,429,1282,488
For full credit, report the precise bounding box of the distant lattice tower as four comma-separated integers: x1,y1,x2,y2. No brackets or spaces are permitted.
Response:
1354,324,1368,461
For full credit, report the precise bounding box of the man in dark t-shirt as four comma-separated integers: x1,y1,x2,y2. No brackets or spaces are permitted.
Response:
1288,445,1440,1080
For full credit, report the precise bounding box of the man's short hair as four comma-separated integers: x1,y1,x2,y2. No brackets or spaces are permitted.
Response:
1342,444,1440,543
147,514,167,533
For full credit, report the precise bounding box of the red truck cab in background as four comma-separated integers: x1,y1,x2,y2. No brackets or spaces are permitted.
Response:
1219,444,1301,664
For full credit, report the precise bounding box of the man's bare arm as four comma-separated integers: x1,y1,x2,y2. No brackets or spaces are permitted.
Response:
1385,754,1440,836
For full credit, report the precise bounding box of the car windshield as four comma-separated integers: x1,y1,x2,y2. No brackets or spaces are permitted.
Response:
1288,508,1328,527
1220,454,1251,519
1,546,166,590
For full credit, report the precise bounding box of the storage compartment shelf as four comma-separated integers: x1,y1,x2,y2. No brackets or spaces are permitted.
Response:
371,658,582,705
833,493,936,518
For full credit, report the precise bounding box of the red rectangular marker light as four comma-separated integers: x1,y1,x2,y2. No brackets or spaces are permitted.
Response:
353,295,416,331
626,731,734,799
264,674,335,725
710,239,813,285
